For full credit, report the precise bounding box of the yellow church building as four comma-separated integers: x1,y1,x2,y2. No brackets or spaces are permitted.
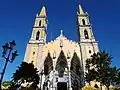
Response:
24,4,99,90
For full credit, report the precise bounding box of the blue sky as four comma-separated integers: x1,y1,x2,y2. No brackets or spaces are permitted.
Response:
0,0,120,81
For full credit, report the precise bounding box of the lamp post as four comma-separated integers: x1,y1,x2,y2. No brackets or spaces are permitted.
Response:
0,40,18,90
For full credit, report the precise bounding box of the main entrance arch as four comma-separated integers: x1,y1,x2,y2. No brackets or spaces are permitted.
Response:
57,82,67,90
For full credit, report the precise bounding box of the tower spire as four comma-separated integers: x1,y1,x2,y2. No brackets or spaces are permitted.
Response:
78,4,84,14
39,6,46,17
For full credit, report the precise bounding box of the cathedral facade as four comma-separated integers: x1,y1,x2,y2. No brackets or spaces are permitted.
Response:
24,4,99,90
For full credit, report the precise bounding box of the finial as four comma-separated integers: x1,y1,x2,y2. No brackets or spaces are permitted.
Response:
53,51,56,59
39,6,46,17
60,30,63,36
36,14,38,17
78,4,84,14
67,51,71,59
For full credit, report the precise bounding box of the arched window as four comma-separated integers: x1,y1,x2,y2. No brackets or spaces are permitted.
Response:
89,50,91,54
36,31,40,40
71,52,82,87
56,50,67,77
76,65,81,75
39,20,41,26
44,65,49,75
84,30,89,39
71,52,81,75
82,19,86,25
44,53,53,76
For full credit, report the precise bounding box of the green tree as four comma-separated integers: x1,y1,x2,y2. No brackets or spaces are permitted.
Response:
85,51,120,90
11,62,40,90
2,81,14,89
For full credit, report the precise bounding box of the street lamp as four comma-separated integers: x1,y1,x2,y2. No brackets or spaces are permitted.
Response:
0,40,18,90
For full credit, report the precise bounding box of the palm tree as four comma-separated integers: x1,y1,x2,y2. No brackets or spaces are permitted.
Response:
85,51,120,90
92,51,112,90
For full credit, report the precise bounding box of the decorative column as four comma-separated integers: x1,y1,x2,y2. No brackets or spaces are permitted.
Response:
67,51,72,90
40,69,44,90
52,51,56,90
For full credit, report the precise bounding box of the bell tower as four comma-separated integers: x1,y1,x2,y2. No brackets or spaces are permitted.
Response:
30,6,47,44
77,5,99,71
77,5,96,42
24,6,48,68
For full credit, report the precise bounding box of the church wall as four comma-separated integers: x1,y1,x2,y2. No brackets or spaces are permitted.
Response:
80,42,99,71
24,44,30,63
24,44,39,67
41,37,82,69
36,45,44,70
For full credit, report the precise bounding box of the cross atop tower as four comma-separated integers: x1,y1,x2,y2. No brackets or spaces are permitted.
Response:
60,30,63,36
